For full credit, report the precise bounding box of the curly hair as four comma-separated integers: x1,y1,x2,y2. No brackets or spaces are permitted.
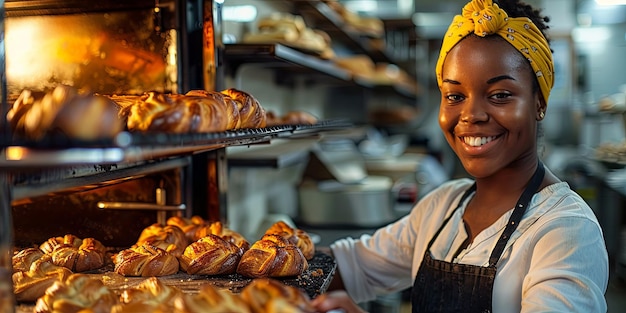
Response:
495,0,551,44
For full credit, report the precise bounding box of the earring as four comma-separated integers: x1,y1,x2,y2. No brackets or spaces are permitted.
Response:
539,111,545,120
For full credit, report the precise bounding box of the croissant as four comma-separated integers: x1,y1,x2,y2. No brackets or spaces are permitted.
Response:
220,88,266,129
34,273,119,313
135,223,189,257
114,244,180,277
173,282,252,313
123,91,231,133
240,278,315,313
12,255,73,302
12,247,45,272
185,90,242,130
39,235,107,272
179,234,243,275
111,277,183,313
237,234,308,278
265,221,315,260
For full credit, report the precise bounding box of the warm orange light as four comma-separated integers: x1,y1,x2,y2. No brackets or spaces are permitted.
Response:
5,147,27,160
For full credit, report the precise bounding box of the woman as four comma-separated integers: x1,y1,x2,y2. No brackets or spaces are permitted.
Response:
311,0,609,312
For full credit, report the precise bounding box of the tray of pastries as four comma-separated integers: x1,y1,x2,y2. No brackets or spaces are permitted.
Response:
12,217,336,312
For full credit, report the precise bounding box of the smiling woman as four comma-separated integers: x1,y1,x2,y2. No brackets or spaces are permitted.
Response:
311,1,610,312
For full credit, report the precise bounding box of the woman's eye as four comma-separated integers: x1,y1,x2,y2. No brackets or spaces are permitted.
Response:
490,92,512,100
445,94,464,102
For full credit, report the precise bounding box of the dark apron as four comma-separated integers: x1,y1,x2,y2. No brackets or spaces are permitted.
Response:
412,162,545,313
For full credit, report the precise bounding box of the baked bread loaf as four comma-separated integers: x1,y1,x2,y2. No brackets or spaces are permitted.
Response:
121,91,231,133
174,282,252,313
39,235,107,272
114,244,180,277
12,247,45,272
185,90,242,130
13,255,73,302
220,88,267,129
240,278,315,313
265,221,315,260
179,234,244,275
34,273,119,313
237,234,308,278
135,223,189,257
7,85,124,141
111,277,183,313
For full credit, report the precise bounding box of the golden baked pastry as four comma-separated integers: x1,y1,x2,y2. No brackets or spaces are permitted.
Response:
34,273,119,313
173,282,252,313
240,278,315,313
111,277,183,313
322,0,384,38
114,244,180,277
237,234,308,278
220,88,267,129
194,221,250,251
185,90,242,130
179,234,244,275
39,235,107,272
13,255,73,302
7,85,124,141
135,223,189,257
265,221,315,260
166,215,208,243
121,91,231,133
265,111,318,127
244,13,335,59
12,247,45,272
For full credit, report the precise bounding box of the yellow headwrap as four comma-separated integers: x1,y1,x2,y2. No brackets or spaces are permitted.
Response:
435,0,554,103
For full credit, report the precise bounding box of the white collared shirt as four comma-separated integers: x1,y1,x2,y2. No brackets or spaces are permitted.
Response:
331,179,609,313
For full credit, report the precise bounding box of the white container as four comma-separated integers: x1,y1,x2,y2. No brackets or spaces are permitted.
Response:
298,176,396,228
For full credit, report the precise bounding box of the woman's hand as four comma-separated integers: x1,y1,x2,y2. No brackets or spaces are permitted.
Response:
311,290,368,313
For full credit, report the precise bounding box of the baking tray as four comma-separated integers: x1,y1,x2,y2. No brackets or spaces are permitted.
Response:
15,251,336,312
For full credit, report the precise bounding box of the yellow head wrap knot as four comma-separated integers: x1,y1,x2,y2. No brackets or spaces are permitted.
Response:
436,0,554,103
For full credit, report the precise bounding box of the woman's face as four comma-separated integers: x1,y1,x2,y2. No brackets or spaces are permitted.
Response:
438,35,544,178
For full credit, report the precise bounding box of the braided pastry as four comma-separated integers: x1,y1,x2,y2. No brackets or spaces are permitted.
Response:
114,244,180,277
167,217,250,251
240,278,315,313
174,283,252,313
220,88,266,129
122,91,231,133
194,221,250,251
111,277,183,313
13,255,73,302
185,90,242,130
237,234,308,278
34,273,119,313
7,85,124,141
179,234,244,275
135,223,188,257
39,235,107,272
166,215,207,243
12,247,45,272
265,221,315,260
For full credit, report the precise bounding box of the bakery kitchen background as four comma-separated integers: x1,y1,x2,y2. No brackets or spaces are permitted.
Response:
1,0,626,312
